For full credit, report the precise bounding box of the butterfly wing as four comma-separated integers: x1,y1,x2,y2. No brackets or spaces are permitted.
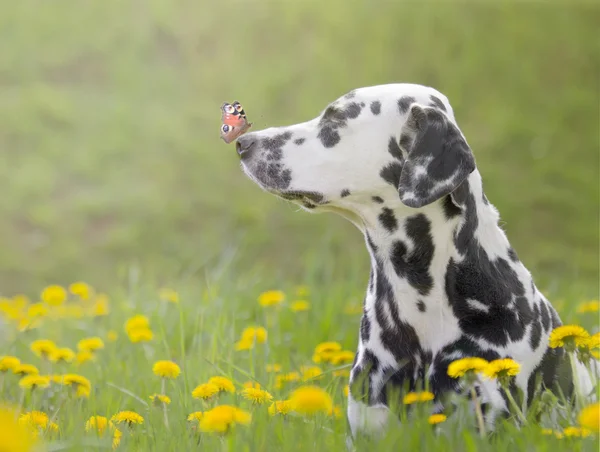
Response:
220,102,252,144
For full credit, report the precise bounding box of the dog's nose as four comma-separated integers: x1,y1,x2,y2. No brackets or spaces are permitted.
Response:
236,135,257,158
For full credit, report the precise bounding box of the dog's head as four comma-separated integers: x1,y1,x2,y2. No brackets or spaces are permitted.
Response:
236,84,475,221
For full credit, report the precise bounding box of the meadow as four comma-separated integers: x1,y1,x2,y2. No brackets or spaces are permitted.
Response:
1,0,599,451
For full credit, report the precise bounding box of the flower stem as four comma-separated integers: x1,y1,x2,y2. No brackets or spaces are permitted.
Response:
502,386,527,425
567,351,583,410
161,379,169,429
470,386,486,437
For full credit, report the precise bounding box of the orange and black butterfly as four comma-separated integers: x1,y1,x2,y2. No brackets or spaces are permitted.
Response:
220,101,252,144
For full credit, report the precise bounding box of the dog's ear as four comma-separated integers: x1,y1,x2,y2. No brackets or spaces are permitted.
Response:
397,104,475,208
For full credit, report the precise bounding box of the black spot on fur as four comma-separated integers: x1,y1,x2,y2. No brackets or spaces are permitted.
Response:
398,96,416,114
341,189,351,198
417,300,426,312
372,196,384,204
429,95,447,112
390,214,434,296
262,132,292,151
255,161,292,190
388,137,404,161
442,195,462,220
399,133,413,151
530,318,542,350
539,302,550,332
360,315,371,342
378,207,398,233
380,162,403,188
303,202,316,209
370,101,381,115
318,125,340,148
294,138,305,145
344,90,356,99
507,248,519,262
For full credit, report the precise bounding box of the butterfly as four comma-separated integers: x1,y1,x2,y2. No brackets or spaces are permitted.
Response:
220,101,252,144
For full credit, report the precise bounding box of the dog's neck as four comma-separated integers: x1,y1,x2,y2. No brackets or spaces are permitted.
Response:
353,171,517,351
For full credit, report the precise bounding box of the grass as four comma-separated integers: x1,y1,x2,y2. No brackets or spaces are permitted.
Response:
0,0,599,450
0,279,598,451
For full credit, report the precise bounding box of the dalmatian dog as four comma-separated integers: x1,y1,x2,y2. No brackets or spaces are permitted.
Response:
233,84,594,439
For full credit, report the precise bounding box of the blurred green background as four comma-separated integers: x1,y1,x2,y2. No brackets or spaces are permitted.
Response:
0,0,598,297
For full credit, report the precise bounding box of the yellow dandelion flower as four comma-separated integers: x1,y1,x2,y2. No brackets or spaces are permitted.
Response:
76,385,91,398
112,428,122,449
61,374,92,391
152,360,181,379
447,357,489,378
192,383,220,400
149,394,171,405
235,338,254,351
241,387,273,405
266,364,282,373
258,290,285,307
577,300,600,314
275,372,301,389
107,330,118,342
288,386,333,415
328,405,343,418
0,405,37,450
484,359,521,379
268,400,294,416
403,391,435,405
69,282,93,300
591,350,600,360
13,364,39,376
76,350,95,365
124,315,150,333
49,347,75,363
549,325,590,349
301,366,323,381
111,411,144,426
199,405,251,433
19,375,50,390
243,381,261,389
41,285,67,306
85,416,111,434
562,426,592,438
19,410,50,429
290,300,310,312
187,411,203,423
578,403,599,433
159,288,179,303
333,369,350,377
208,376,236,393
343,385,349,397
30,339,57,359
314,342,342,355
77,337,105,352
241,326,268,343
330,350,355,365
585,333,600,351
428,414,447,425
0,356,20,372
127,327,153,343
91,295,110,317
27,303,49,318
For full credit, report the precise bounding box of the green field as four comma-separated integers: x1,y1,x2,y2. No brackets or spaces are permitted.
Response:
0,0,599,451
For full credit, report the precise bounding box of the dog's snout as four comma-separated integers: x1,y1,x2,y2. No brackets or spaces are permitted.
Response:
236,135,257,158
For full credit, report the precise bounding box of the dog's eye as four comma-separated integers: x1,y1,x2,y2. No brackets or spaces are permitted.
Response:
221,124,230,133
